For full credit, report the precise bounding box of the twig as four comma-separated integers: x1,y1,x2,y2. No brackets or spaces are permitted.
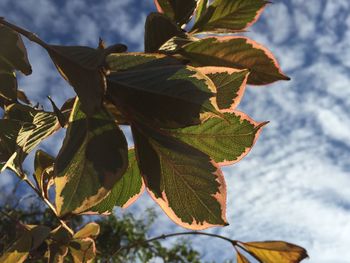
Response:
112,231,237,258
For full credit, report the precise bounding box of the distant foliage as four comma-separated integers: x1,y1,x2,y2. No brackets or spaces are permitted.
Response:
0,0,308,262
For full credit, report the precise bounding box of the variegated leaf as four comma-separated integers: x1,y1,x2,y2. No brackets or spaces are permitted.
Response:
198,67,249,110
164,111,267,165
54,98,128,216
132,123,227,230
145,13,186,53
181,36,290,85
154,0,197,26
106,52,181,72
192,0,269,33
91,149,144,213
107,65,219,129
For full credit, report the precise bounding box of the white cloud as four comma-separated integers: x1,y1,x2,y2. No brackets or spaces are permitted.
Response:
1,1,350,262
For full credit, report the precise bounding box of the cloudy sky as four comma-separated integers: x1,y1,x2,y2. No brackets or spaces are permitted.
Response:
1,0,350,262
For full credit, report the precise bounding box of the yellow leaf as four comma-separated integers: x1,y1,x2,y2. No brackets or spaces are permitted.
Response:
74,222,100,239
241,241,308,263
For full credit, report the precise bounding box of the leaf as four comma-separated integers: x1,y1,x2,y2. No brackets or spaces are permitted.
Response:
197,67,249,110
0,225,50,263
33,150,55,198
132,123,227,230
8,104,59,153
0,119,21,164
44,43,126,115
16,89,31,105
0,24,32,75
0,71,17,101
237,250,251,263
54,98,128,216
0,104,59,176
145,13,186,53
159,35,194,54
106,52,181,72
164,111,267,165
48,96,66,127
91,149,144,213
107,65,219,129
69,238,96,263
241,241,308,263
180,36,290,85
74,222,100,239
195,0,208,23
154,0,197,25
48,245,68,263
192,0,269,33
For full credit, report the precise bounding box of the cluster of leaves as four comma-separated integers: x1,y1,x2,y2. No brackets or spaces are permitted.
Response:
0,203,201,262
0,0,308,262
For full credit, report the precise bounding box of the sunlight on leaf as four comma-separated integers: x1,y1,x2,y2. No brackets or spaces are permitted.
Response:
132,123,227,230
192,0,269,33
54,98,128,216
164,111,267,165
241,241,308,263
197,67,249,110
181,36,290,85
74,223,100,239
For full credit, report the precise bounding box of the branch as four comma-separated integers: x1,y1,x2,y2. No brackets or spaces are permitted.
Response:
22,175,73,235
112,231,237,258
0,18,48,48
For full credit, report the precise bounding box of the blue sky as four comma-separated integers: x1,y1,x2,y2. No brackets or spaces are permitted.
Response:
1,0,350,262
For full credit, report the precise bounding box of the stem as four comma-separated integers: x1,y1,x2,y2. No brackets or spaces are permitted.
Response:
0,18,48,48
22,175,73,235
112,231,237,258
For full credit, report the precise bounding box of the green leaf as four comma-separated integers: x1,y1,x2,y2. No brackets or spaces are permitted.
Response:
198,67,249,110
54,98,128,216
164,111,267,165
107,65,219,129
195,0,208,23
45,43,126,115
0,24,32,75
0,225,50,263
241,241,308,263
74,223,100,239
132,123,227,230
180,36,290,85
154,0,197,25
192,0,269,33
145,13,186,53
33,150,54,198
91,149,144,213
69,238,96,263
106,52,181,72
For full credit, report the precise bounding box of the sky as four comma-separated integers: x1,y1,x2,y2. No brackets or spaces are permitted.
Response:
0,0,350,262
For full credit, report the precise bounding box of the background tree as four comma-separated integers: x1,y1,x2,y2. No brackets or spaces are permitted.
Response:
0,0,308,262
